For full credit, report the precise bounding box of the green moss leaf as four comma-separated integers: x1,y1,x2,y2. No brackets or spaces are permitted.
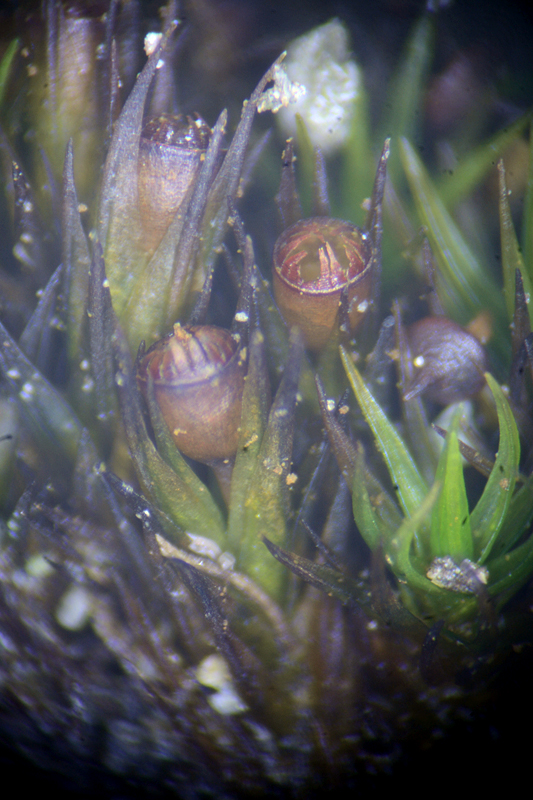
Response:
352,442,403,551
339,78,373,226
399,138,507,352
0,38,18,108
486,530,533,605
0,319,84,466
523,120,533,283
131,404,225,543
352,443,384,551
62,140,91,361
228,330,270,551
262,536,431,642
498,159,533,327
492,469,533,557
294,114,316,217
384,14,435,168
387,480,443,598
235,331,302,598
341,347,428,551
438,111,530,210
471,373,520,562
430,406,473,561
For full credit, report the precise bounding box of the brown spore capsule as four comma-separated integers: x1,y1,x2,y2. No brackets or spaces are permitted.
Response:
137,113,212,254
272,217,373,351
405,315,489,405
136,324,246,462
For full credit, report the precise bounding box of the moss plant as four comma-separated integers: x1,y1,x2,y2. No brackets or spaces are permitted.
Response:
0,2,532,795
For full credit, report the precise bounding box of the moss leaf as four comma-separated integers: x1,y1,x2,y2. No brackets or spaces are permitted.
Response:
228,329,270,552
471,373,520,562
341,347,428,550
62,139,91,361
438,111,530,210
430,406,473,561
492,469,533,558
399,138,505,337
236,330,303,598
384,14,435,164
388,480,443,597
0,38,18,107
0,319,84,466
98,27,176,319
352,443,383,551
498,159,533,327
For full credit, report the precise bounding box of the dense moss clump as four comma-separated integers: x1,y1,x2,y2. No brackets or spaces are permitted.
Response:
0,1,532,795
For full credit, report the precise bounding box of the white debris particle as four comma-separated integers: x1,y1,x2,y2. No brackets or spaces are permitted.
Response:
56,585,92,630
79,359,90,371
218,551,236,571
208,685,248,716
81,377,94,393
19,382,35,401
234,311,249,323
413,355,425,368
196,654,248,715
22,200,33,213
257,63,306,114
356,299,369,314
49,315,66,331
25,554,55,579
326,398,336,412
426,556,489,594
144,32,162,57
196,654,232,691
186,533,221,560
6,368,21,380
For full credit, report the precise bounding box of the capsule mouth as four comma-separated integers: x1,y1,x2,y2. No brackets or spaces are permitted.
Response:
273,217,372,294
140,113,212,150
138,324,242,388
